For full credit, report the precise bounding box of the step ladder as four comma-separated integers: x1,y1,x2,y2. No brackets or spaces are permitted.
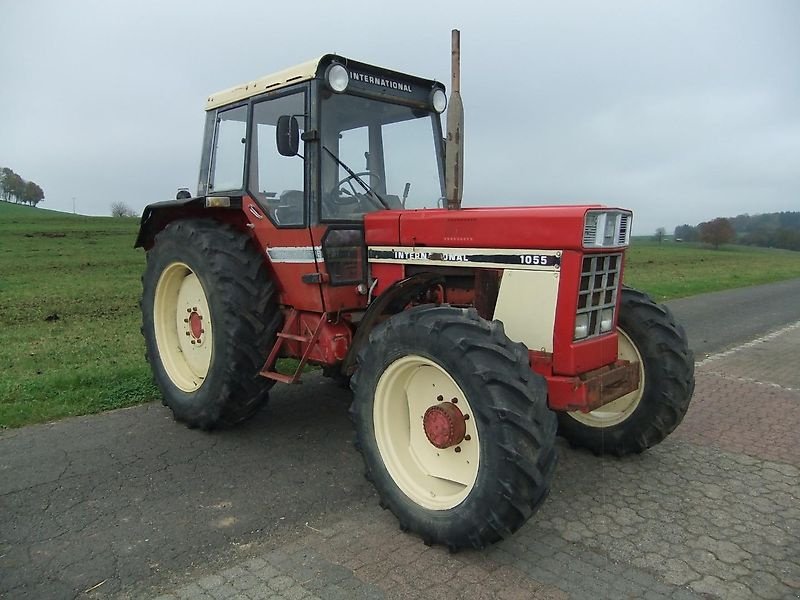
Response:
259,309,325,384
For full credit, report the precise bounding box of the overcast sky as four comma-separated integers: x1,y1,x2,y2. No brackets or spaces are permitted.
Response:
1,0,798,234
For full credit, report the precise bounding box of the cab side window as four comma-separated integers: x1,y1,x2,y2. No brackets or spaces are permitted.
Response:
209,105,247,193
249,92,306,226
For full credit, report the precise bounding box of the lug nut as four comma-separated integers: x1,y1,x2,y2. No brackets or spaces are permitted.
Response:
437,395,443,402
190,340,196,345
464,434,471,441
185,331,191,336
192,307,198,312
464,414,470,420
184,318,189,323
187,308,192,313
454,447,461,453
451,397,458,404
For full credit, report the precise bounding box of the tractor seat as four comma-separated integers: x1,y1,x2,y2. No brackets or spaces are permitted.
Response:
273,190,303,225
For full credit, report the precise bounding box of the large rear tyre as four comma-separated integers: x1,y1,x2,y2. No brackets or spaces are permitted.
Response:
141,219,281,429
350,306,557,550
558,287,694,455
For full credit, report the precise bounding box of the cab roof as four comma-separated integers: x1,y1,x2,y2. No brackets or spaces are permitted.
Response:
205,56,323,110
204,54,443,111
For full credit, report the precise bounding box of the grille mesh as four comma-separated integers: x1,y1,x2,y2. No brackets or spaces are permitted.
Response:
618,214,630,246
583,215,598,246
576,253,622,339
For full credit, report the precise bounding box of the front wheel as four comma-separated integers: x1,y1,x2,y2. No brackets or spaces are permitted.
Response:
350,306,557,550
558,287,695,455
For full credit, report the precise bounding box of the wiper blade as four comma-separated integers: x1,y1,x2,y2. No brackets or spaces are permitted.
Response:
322,145,390,210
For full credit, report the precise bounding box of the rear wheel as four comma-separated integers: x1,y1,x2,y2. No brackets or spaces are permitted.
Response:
141,219,281,429
558,287,694,455
351,306,557,549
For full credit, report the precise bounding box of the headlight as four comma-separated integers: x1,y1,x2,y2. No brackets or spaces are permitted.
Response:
326,64,349,93
599,308,614,333
431,89,447,113
574,313,590,340
583,210,632,248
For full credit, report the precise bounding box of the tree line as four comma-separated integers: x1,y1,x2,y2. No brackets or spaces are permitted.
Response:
0,167,45,207
674,211,800,251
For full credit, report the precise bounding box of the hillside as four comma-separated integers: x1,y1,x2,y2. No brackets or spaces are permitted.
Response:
675,211,800,252
0,200,135,229
0,202,153,427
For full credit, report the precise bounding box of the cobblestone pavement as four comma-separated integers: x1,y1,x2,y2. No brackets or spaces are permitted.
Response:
132,323,800,600
2,323,799,599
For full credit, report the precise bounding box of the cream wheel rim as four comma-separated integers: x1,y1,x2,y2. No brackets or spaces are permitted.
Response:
568,327,644,427
373,355,479,510
153,262,213,392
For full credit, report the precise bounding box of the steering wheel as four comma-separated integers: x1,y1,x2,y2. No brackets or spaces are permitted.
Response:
336,171,383,204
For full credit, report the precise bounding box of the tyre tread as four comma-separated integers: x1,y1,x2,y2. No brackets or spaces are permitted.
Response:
350,305,558,550
141,219,281,429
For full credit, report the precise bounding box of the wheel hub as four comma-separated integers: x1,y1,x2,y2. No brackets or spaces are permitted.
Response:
188,310,203,340
423,402,466,449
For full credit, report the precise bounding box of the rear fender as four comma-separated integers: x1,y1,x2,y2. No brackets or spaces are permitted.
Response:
134,196,244,250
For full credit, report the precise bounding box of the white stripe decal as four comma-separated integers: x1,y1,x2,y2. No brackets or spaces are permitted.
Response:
266,246,323,263
367,246,562,271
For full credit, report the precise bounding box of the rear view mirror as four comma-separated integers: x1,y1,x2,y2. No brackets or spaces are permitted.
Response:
276,115,299,157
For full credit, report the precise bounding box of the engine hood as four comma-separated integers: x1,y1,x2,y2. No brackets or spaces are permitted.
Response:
364,205,627,251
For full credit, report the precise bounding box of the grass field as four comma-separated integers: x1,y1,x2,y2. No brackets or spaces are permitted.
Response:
624,238,800,300
2,202,799,428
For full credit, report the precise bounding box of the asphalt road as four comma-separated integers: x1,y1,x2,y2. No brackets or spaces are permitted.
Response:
1,279,799,599
665,277,800,358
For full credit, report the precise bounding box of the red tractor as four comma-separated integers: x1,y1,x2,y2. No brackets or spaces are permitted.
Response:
136,40,694,550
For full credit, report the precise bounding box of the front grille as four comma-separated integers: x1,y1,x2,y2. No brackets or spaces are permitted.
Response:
617,214,630,245
576,253,622,339
582,218,598,247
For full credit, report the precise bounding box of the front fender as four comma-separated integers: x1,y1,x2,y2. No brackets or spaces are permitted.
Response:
342,272,445,375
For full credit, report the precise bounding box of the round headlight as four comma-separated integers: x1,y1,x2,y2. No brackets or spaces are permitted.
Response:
431,88,447,113
326,64,349,93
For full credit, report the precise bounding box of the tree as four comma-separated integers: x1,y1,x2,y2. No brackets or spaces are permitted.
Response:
0,167,11,201
699,218,735,249
1,167,45,206
111,201,137,217
654,227,666,244
0,168,24,203
22,181,44,207
674,224,698,242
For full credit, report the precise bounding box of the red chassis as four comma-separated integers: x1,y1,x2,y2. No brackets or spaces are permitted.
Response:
137,195,638,413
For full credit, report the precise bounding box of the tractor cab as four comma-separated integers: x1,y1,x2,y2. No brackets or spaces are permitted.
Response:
199,55,446,227
184,55,450,316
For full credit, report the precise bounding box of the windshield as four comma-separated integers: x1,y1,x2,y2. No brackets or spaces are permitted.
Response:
320,93,444,220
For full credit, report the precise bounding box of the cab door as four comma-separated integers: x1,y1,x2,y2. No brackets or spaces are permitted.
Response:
309,119,377,313
246,88,325,313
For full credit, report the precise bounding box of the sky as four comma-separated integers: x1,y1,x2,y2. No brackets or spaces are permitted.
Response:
1,0,798,235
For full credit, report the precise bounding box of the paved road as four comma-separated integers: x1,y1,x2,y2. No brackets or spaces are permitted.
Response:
1,281,799,600
666,278,800,358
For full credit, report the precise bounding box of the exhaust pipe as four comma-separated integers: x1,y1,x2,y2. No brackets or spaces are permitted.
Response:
445,29,464,210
